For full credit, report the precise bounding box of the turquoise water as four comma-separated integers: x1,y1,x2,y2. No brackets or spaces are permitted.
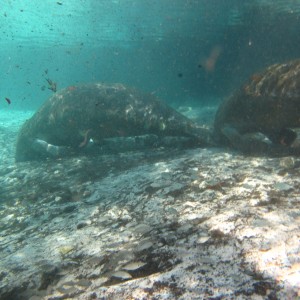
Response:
1,0,300,110
1,1,300,299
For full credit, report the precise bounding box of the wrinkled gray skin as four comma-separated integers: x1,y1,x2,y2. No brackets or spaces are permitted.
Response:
16,83,211,162
214,59,300,156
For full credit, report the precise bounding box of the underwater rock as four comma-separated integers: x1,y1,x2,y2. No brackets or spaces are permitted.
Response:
15,82,211,162
214,59,300,156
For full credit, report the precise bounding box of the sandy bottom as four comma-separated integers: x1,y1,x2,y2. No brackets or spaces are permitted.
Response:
0,107,299,300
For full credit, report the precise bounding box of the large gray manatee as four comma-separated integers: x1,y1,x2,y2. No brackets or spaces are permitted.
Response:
16,83,211,162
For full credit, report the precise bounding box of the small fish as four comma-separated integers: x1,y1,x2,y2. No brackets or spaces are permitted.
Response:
5,97,11,104
46,78,57,92
111,271,132,280
122,261,146,271
57,2,63,5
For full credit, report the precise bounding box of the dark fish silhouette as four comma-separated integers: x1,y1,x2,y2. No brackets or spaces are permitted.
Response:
46,78,57,92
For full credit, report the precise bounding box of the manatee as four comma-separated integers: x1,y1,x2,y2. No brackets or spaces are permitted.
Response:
16,83,211,162
214,59,300,156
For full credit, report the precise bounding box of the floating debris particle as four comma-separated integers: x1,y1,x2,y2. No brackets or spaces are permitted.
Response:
122,261,146,271
111,270,132,280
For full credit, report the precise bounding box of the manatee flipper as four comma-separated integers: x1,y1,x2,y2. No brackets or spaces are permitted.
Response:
222,125,300,156
31,139,70,158
265,128,297,146
221,125,266,154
